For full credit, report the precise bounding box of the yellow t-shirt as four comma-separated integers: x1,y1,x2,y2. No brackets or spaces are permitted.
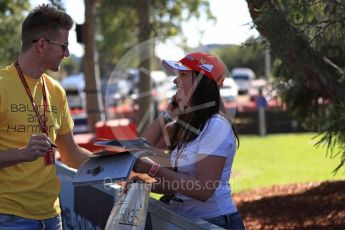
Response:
0,64,74,220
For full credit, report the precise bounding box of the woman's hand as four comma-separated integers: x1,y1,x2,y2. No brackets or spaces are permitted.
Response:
166,95,180,120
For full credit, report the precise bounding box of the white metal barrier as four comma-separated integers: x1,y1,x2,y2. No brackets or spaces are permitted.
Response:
57,161,223,229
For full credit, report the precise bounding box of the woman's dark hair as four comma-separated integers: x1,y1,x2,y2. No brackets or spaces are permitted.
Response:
170,71,239,149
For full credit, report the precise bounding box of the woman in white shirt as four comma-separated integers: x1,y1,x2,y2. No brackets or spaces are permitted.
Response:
133,52,245,229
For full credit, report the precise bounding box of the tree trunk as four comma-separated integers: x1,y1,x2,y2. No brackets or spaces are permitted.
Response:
83,0,105,132
246,0,345,102
137,0,153,133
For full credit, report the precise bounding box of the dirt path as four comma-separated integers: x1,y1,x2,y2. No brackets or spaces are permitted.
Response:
233,180,345,229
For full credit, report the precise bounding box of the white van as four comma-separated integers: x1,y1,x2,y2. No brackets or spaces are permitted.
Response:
231,68,255,94
60,73,86,110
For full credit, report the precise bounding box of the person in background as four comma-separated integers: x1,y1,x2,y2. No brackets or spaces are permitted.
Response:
133,52,245,229
255,87,268,136
0,4,91,229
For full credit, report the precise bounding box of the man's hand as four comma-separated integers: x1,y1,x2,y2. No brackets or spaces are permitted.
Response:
19,134,53,162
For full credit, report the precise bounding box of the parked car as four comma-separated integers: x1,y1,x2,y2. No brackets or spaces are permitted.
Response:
151,71,169,103
60,73,86,110
121,69,170,103
102,79,120,107
220,77,238,103
231,67,255,94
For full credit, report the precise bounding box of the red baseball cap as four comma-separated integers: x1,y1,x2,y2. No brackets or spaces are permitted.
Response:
162,52,225,87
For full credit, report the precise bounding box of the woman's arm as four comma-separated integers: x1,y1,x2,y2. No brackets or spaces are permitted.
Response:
133,154,226,202
141,116,171,148
141,96,179,149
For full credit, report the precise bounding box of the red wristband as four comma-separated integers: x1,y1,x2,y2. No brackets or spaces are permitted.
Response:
148,163,160,177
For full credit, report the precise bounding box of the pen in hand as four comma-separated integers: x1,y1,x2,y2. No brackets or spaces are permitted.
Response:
45,140,58,149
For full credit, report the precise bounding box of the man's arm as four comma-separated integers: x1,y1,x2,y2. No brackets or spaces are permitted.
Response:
0,149,28,169
0,134,51,169
55,132,92,169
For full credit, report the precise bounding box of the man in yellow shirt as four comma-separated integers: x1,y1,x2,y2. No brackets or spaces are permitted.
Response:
0,4,92,229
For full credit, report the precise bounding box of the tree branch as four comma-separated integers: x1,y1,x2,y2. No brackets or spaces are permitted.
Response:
246,0,345,102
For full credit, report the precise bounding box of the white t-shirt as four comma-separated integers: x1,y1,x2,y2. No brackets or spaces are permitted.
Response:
170,114,238,219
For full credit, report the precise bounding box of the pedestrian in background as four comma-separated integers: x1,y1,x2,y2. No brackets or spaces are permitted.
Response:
255,87,268,136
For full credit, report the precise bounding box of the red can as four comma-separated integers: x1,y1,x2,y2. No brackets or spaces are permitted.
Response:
44,149,55,166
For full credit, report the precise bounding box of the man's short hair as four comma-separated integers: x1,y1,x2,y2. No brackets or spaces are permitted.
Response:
21,4,73,52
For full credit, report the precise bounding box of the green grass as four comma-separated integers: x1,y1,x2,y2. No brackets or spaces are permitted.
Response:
231,133,344,193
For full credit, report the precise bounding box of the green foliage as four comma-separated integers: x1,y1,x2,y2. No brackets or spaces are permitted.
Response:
277,0,345,67
261,0,345,171
314,104,345,173
96,2,134,77
213,37,266,77
0,0,30,66
150,0,214,38
273,61,329,131
96,0,214,78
